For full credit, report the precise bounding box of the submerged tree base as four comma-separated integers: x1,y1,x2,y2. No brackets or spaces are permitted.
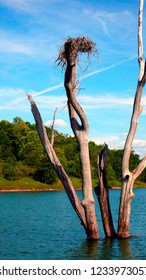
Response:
117,234,138,239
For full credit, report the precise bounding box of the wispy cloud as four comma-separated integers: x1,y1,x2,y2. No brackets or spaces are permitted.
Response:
25,92,134,112
45,119,68,128
0,0,65,14
83,8,135,39
0,87,25,96
0,55,135,113
0,0,42,14
0,87,27,110
0,49,141,112
78,94,134,109
0,33,33,55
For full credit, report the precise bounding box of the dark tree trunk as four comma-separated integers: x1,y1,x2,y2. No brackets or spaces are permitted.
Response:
95,144,116,238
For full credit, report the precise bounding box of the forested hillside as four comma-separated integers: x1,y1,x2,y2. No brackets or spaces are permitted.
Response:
0,117,145,188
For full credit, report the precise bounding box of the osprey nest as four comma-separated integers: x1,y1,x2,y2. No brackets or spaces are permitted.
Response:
56,36,97,67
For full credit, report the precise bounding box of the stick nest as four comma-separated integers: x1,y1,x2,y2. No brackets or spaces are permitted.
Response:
56,36,97,67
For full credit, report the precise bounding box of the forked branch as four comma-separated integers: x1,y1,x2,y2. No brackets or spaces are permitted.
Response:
118,0,146,238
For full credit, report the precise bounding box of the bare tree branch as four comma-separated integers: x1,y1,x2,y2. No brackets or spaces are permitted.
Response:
138,0,145,81
122,83,144,175
122,0,145,177
118,0,146,238
27,94,88,232
133,155,146,180
51,107,58,147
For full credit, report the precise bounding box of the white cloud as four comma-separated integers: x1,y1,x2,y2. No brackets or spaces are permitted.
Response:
0,37,32,55
0,26,35,56
91,135,121,149
0,0,39,14
29,93,134,111
83,8,135,39
0,87,25,97
0,85,135,112
91,135,146,157
0,87,27,110
45,119,68,128
118,138,146,158
133,139,146,147
1,0,65,14
78,94,133,107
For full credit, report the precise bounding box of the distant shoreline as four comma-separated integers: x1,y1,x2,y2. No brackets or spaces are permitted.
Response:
0,188,61,192
0,185,146,192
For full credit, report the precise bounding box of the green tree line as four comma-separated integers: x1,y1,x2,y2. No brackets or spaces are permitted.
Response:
0,117,145,187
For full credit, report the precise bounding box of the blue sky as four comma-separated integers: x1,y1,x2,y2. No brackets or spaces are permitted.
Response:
0,0,146,156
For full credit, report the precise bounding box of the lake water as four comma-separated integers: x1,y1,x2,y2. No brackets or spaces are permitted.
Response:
0,188,146,260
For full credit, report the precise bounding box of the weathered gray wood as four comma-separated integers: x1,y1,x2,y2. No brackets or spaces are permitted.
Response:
63,38,99,239
27,95,88,234
118,0,146,238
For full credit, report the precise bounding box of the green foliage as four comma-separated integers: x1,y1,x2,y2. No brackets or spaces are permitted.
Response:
0,117,145,187
2,160,23,180
33,163,57,184
107,164,117,187
18,130,44,166
64,141,81,178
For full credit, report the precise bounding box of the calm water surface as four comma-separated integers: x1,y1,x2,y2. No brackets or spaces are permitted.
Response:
0,188,146,260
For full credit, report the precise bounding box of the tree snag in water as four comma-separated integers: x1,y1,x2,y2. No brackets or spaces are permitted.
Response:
57,37,99,239
27,94,88,234
118,0,146,238
27,0,146,240
95,143,116,238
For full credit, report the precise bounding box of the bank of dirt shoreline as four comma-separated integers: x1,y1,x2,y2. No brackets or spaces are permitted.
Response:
0,188,58,192
0,186,146,192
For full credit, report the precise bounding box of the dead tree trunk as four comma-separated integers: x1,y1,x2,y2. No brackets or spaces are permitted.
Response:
61,37,99,240
95,144,116,238
28,37,99,240
27,95,88,234
118,0,146,238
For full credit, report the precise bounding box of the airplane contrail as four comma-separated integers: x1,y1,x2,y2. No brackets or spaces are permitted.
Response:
82,55,136,79
32,83,64,97
32,56,136,97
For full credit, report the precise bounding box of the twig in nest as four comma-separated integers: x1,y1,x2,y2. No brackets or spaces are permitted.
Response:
56,36,97,67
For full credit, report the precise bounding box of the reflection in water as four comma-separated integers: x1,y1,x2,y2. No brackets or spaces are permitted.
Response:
70,237,133,260
72,240,99,260
118,238,131,259
100,238,115,259
101,238,132,259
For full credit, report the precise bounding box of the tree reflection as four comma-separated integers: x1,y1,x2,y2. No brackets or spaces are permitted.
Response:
70,237,133,259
